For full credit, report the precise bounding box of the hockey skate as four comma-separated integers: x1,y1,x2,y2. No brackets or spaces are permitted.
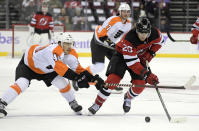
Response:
72,80,79,91
111,87,123,94
69,100,82,115
123,93,131,113
0,99,7,118
88,103,101,115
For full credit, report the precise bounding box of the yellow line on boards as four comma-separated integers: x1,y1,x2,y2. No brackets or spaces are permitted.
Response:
0,52,8,56
156,54,199,58
77,53,199,58
1,52,199,58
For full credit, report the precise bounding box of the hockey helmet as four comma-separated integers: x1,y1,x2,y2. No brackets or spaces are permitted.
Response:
41,2,48,14
118,3,131,13
54,32,74,46
136,17,151,34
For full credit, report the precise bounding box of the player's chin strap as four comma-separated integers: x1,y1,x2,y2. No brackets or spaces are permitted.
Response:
146,61,187,123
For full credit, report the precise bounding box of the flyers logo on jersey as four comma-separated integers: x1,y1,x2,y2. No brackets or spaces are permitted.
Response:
39,18,47,25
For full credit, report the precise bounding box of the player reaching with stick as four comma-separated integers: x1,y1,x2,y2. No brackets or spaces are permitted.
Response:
88,17,165,115
72,3,132,93
0,32,103,118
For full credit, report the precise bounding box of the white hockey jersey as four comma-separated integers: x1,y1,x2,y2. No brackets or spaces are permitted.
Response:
94,16,132,46
23,44,85,76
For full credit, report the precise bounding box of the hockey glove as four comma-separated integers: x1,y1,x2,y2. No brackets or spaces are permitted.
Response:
105,38,115,48
81,70,95,82
140,50,156,65
144,71,159,85
190,35,198,44
75,72,89,88
93,75,105,90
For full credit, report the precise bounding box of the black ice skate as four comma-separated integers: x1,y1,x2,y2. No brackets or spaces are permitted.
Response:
0,99,7,118
72,80,79,91
123,93,131,113
69,100,82,115
88,103,101,115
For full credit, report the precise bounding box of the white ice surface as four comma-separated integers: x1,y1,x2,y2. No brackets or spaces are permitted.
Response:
0,57,199,131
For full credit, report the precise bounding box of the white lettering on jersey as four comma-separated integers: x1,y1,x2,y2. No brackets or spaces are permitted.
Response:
122,44,133,53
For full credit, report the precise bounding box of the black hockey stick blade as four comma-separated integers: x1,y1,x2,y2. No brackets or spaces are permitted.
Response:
167,31,190,42
167,31,175,42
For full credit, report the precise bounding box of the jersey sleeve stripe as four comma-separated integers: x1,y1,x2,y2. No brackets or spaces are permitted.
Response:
123,55,138,59
54,60,69,76
125,58,140,66
192,24,199,31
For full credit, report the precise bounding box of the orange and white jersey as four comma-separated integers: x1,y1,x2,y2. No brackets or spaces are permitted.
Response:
24,44,85,77
63,49,85,74
95,16,132,45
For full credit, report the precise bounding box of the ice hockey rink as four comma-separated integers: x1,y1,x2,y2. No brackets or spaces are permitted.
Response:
0,56,199,131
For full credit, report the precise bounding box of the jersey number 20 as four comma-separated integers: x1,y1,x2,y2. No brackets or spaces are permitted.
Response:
122,44,133,53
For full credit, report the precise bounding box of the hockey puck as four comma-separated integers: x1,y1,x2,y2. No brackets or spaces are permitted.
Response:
145,116,150,122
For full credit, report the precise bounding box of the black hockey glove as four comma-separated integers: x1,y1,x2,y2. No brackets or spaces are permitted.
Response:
99,36,115,48
81,71,105,90
75,72,89,88
81,70,94,82
105,38,115,48
93,75,105,90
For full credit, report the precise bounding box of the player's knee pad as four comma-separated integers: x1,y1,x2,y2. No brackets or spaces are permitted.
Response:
51,76,70,91
90,62,105,74
106,74,121,90
131,80,146,94
15,77,30,93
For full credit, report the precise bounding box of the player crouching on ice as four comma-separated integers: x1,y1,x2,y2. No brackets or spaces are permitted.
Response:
88,17,164,115
0,32,104,118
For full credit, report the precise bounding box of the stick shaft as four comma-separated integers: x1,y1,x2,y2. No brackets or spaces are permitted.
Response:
104,83,185,89
146,61,172,122
155,87,171,121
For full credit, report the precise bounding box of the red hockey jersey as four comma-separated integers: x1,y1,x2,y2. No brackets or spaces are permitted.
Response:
116,27,164,75
30,12,54,34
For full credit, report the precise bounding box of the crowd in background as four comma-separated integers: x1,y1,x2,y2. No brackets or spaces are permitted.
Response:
1,0,197,32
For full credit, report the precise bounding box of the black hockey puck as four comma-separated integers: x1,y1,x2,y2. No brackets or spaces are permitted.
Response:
145,116,150,122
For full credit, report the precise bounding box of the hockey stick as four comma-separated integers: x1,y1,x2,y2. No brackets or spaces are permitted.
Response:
146,61,186,123
91,75,196,90
167,31,190,42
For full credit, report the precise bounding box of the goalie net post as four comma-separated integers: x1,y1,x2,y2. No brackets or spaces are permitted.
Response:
12,24,65,58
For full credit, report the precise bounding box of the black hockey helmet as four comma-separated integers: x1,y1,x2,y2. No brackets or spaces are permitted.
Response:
136,17,151,33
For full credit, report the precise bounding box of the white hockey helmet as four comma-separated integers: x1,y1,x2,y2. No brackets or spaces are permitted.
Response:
118,3,131,12
54,32,74,46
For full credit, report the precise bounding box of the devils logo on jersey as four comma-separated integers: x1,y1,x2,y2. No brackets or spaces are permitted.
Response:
39,18,48,26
